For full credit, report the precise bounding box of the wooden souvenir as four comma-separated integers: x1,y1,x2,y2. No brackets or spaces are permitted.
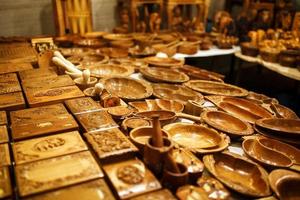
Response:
76,110,117,132
256,118,300,136
22,75,74,90
0,62,33,75
85,128,138,162
87,64,134,78
15,151,104,197
19,68,57,81
25,85,85,107
103,158,161,199
13,131,87,165
0,143,11,167
0,126,8,144
140,67,189,83
65,97,102,115
0,167,12,199
0,92,25,111
26,179,115,200
0,111,7,125
130,189,176,200
0,73,21,95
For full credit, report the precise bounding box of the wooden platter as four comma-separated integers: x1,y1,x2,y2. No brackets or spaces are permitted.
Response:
85,128,138,161
152,83,204,105
0,111,7,125
19,68,57,81
140,67,189,83
100,76,153,101
0,143,10,167
144,57,184,67
13,131,87,165
26,179,115,200
256,118,300,136
65,97,102,115
184,80,248,97
201,110,254,137
131,189,176,200
203,152,271,197
88,64,134,78
22,75,74,90
76,110,117,132
0,126,8,144
0,92,25,111
0,167,12,199
0,62,33,75
103,158,161,199
0,73,21,94
178,65,225,82
15,151,104,197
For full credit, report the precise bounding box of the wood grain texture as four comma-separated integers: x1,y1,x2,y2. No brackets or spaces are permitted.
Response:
0,126,8,144
0,167,12,199
0,92,26,111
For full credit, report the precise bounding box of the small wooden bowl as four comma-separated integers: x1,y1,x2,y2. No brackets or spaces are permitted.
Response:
241,42,259,57
88,64,134,78
140,67,189,83
100,47,128,58
122,117,152,133
260,48,280,63
73,77,98,90
177,43,199,55
279,49,300,68
83,87,101,100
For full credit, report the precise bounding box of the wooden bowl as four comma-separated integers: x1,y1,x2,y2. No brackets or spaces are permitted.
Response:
107,106,133,118
144,57,184,68
177,43,199,55
100,76,153,101
201,110,254,137
129,99,184,113
256,118,300,136
277,176,300,200
59,48,90,57
203,152,271,197
260,48,280,63
99,47,128,58
110,40,134,49
163,123,222,149
270,103,298,119
242,138,293,168
279,50,300,68
82,31,107,38
241,42,259,57
128,46,156,58
122,117,152,132
246,91,279,104
68,54,109,68
140,67,189,83
155,99,184,113
88,64,134,78
73,38,106,48
136,110,177,125
179,65,225,80
103,33,133,41
73,77,98,90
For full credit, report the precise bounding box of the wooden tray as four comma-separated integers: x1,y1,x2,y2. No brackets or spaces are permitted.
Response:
15,151,104,197
184,80,248,97
88,64,134,78
130,189,176,200
0,73,21,94
22,75,74,90
0,143,10,167
25,85,85,107
144,57,184,67
19,68,57,81
85,128,138,161
0,111,7,125
0,167,12,199
0,62,33,75
140,67,189,83
65,97,103,115
26,179,115,200
13,131,87,165
0,126,8,144
76,110,117,132
103,158,161,199
0,92,25,111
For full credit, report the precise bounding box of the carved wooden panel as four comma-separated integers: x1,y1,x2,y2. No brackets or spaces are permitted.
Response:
65,97,103,115
0,62,33,75
0,73,21,95
19,68,57,81
0,143,11,167
13,131,87,165
0,167,12,199
15,151,104,197
22,75,74,90
0,111,7,125
0,92,25,111
0,126,8,144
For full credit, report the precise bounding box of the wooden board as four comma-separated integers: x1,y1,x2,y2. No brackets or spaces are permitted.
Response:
0,126,8,144
65,97,103,115
13,131,87,165
0,73,22,94
0,111,7,125
0,62,33,75
103,158,161,199
25,85,85,107
22,75,74,90
25,179,115,200
0,167,12,199
15,151,104,197
76,110,117,132
0,143,11,167
19,68,57,81
0,92,25,111
85,128,138,161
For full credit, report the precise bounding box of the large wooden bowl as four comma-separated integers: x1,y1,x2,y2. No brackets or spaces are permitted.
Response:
129,99,184,113
203,152,271,197
270,103,298,119
88,64,134,78
178,65,224,82
256,118,300,136
100,76,153,101
144,57,184,68
140,67,189,83
99,47,128,58
68,54,109,68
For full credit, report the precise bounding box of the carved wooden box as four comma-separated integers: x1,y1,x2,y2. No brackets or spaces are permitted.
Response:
15,151,104,197
0,73,21,95
0,126,8,144
0,62,33,75
65,97,103,115
0,143,11,167
0,167,12,199
0,92,25,111
13,131,87,165
103,158,161,199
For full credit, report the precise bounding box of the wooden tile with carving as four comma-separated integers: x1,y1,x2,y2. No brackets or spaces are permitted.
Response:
22,75,74,90
0,111,7,125
76,110,117,132
0,126,8,144
19,68,57,81
25,85,85,107
0,73,21,94
0,167,12,199
0,143,11,167
103,158,161,199
11,115,78,141
10,104,69,125
15,151,104,197
0,62,33,75
13,131,87,165
0,92,25,111
65,97,103,115
25,179,115,200
85,128,138,161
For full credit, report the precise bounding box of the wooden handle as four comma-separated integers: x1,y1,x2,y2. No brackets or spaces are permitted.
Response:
165,152,180,173
82,69,90,84
176,112,201,122
152,115,164,148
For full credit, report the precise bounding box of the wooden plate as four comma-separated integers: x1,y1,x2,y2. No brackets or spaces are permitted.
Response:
88,64,134,78
100,76,153,101
270,103,298,119
203,152,271,197
0,167,12,199
184,80,248,97
152,83,204,105
13,131,87,165
64,97,102,115
256,118,300,136
0,126,8,144
163,123,222,149
103,33,133,41
144,57,184,67
0,73,21,94
16,151,104,197
140,67,189,83
242,138,293,168
201,110,254,137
